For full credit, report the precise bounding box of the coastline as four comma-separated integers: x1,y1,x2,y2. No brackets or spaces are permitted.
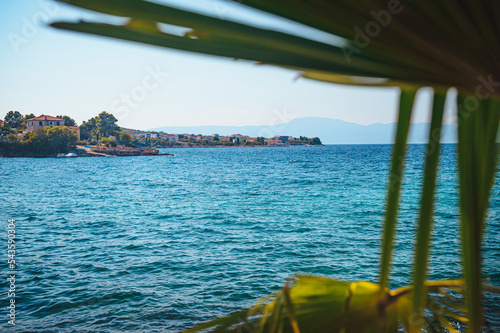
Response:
0,144,324,157
159,144,324,149
0,153,174,158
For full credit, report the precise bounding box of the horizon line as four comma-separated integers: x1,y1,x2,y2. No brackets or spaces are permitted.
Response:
141,116,454,132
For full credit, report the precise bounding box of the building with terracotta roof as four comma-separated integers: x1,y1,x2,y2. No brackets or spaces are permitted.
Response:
165,134,179,142
25,115,80,140
66,126,81,141
26,115,65,130
265,139,283,146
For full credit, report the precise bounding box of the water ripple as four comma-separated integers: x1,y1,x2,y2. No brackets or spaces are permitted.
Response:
0,145,498,331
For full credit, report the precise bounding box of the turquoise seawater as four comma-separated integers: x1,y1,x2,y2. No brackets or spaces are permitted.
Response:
1,145,499,332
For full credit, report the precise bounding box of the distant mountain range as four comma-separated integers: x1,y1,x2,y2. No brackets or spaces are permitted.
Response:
149,117,457,144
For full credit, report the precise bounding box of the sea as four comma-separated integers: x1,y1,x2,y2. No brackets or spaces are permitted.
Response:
1,144,499,332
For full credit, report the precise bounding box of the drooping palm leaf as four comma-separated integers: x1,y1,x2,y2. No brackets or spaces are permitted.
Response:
379,88,415,291
411,90,447,329
50,0,500,92
49,0,500,331
180,275,499,333
456,94,500,332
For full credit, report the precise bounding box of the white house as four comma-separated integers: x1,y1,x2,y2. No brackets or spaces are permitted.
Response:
166,134,178,142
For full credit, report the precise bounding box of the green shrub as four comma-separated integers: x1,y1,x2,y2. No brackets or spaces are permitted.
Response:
101,137,117,147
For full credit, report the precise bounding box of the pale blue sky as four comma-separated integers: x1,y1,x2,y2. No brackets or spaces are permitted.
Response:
0,0,456,130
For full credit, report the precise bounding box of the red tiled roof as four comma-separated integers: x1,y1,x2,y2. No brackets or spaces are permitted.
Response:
26,115,64,121
66,126,79,130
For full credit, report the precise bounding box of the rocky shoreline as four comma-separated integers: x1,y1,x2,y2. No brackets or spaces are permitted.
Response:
0,145,173,158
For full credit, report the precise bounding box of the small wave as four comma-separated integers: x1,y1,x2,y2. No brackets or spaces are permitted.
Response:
155,213,183,220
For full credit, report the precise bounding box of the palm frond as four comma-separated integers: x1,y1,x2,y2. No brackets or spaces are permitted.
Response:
49,1,500,332
379,89,416,290
181,276,499,333
456,94,500,332
50,0,500,93
410,90,447,329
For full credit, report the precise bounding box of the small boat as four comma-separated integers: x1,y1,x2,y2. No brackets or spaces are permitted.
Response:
56,153,78,157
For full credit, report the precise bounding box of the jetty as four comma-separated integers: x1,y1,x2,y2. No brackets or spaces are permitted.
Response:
76,145,173,157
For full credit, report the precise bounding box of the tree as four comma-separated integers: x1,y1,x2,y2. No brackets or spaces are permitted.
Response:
80,118,99,140
4,111,23,129
7,133,18,143
310,137,322,145
101,137,117,147
97,111,120,138
255,137,265,145
22,129,47,155
118,132,132,144
57,115,77,126
20,126,77,155
18,113,36,131
45,126,77,153
21,132,34,141
79,112,119,140
24,113,35,120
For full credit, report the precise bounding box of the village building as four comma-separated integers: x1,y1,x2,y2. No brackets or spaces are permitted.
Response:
25,115,80,140
275,135,290,143
127,132,143,139
166,134,179,142
26,115,65,129
266,139,283,146
160,133,179,142
66,126,81,141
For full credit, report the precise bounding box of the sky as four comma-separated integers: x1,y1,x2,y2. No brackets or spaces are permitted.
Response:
0,0,457,130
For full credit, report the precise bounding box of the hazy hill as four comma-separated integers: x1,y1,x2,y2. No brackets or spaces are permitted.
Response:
149,117,457,144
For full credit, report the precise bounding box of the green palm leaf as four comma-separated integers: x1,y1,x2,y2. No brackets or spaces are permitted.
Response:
50,1,500,331
379,89,416,290
456,94,500,332
411,90,447,329
50,0,500,93
180,275,499,333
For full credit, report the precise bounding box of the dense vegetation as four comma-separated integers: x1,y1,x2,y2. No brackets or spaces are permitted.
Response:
79,111,120,141
0,111,121,156
0,111,78,156
0,126,77,156
2,110,317,154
